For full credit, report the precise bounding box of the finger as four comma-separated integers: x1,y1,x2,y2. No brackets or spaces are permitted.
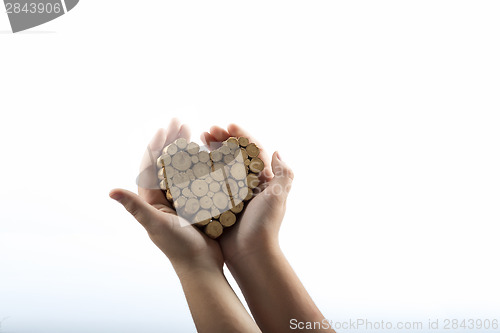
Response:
200,132,221,151
227,123,272,183
209,125,231,142
164,118,182,146
137,128,170,205
265,152,294,203
110,188,160,230
177,124,191,141
139,128,167,172
138,119,184,205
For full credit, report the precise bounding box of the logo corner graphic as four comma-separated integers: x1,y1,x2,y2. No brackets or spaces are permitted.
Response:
4,0,80,33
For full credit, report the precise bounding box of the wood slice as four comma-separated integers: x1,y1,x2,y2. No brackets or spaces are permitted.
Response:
235,148,248,160
230,163,247,180
198,151,210,163
227,137,239,144
200,196,213,209
194,210,211,226
238,137,249,147
238,186,253,201
172,173,190,188
157,154,172,168
210,150,223,162
157,167,166,180
191,179,209,197
224,154,236,164
219,145,231,155
174,196,187,209
191,155,199,163
226,137,239,150
211,166,225,181
220,211,236,227
244,188,253,201
172,151,192,171
165,166,175,178
166,144,178,156
249,157,264,173
222,178,238,197
230,201,244,214
187,142,200,155
160,179,168,190
186,169,195,181
170,186,181,199
209,181,220,193
238,187,248,201
246,143,259,158
211,207,221,219
246,173,260,189
205,221,223,239
193,162,210,178
175,138,188,149
182,187,194,198
213,192,229,210
183,198,200,216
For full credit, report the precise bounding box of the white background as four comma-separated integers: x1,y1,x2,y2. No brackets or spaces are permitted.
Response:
1,1,499,332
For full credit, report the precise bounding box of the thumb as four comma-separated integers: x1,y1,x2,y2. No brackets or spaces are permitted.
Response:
266,151,294,202
109,188,158,229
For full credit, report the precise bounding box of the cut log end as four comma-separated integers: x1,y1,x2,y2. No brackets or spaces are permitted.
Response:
238,137,249,147
230,201,244,214
246,143,260,158
205,221,223,239
247,173,260,189
249,157,264,173
175,138,188,149
220,211,236,227
187,142,200,155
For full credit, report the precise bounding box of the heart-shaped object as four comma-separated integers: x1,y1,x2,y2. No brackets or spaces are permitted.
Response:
4,0,79,33
156,137,264,239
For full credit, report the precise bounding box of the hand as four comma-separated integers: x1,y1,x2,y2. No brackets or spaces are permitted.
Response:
201,124,294,264
110,119,224,272
203,125,332,333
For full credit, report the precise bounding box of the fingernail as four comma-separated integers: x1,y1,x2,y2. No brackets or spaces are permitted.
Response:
109,191,122,202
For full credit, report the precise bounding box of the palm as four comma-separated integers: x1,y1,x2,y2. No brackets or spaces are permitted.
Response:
150,204,223,264
200,124,283,262
135,120,224,267
218,183,284,258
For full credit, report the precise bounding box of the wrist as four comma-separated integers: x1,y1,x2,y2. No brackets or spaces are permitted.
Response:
225,240,282,270
172,255,224,280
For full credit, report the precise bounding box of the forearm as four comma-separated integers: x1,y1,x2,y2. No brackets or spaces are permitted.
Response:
227,245,334,333
174,261,261,333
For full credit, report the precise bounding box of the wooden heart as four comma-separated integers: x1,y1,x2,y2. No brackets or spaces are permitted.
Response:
156,137,264,238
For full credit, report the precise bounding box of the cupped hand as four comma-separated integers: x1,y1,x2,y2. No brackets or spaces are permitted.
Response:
110,119,224,272
201,124,294,264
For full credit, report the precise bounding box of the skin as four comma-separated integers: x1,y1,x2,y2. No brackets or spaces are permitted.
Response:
202,124,335,333
110,119,333,332
110,119,260,333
